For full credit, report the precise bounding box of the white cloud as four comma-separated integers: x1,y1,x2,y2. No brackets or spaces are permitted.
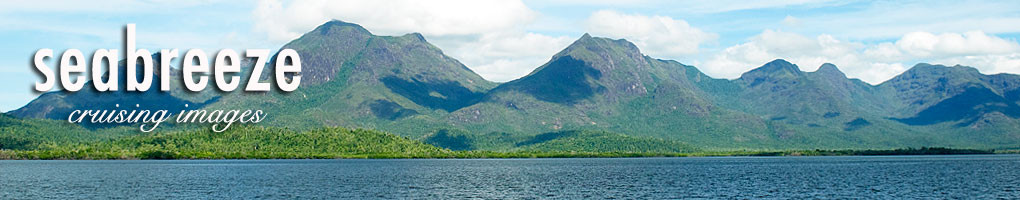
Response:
253,0,571,82
584,10,717,59
657,0,842,14
861,42,903,63
701,42,773,78
253,0,538,41
251,1,1020,84
896,31,1020,58
446,32,574,82
781,15,802,27
701,29,880,81
933,53,1020,75
876,31,1020,78
701,29,1020,84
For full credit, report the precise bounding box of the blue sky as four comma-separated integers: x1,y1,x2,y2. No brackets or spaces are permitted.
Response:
2,0,1019,111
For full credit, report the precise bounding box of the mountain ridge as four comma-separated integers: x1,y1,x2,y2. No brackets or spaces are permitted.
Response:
10,20,1020,150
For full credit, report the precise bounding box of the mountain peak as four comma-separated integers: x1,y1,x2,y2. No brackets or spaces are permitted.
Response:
403,32,427,42
814,63,846,78
496,34,659,105
902,63,982,77
557,34,642,59
763,59,799,71
316,20,371,35
740,59,803,80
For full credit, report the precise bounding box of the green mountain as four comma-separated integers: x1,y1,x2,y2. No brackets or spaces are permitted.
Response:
9,20,1020,152
725,59,894,138
879,63,1020,125
439,35,1020,150
443,34,771,149
203,20,496,134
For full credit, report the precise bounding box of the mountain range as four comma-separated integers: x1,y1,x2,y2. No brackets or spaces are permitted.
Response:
10,20,1020,151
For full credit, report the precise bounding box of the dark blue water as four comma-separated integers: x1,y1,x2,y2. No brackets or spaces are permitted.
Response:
1,155,1018,199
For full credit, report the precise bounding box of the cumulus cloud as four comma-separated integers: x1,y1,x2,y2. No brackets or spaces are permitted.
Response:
896,31,1020,58
253,0,537,41
933,53,1020,75
251,1,1020,84
701,29,1020,84
585,10,717,59
881,31,1020,78
701,29,873,81
252,0,575,82
446,32,574,82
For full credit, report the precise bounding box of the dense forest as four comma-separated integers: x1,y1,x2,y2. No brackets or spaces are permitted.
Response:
0,114,1003,159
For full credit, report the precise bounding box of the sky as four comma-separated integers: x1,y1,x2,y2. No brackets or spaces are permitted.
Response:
1,0,1019,111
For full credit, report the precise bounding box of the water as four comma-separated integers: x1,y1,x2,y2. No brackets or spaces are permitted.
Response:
1,155,1018,199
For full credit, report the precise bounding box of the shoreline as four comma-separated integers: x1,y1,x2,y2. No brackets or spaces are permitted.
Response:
0,147,1008,160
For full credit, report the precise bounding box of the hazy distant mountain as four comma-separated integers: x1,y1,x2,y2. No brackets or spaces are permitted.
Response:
9,54,216,128
879,63,1020,125
728,59,894,133
12,20,1020,150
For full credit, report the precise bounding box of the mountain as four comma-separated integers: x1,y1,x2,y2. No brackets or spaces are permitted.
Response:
9,53,217,128
441,34,775,149
734,60,887,118
880,63,1020,127
203,20,496,133
11,20,1020,151
725,59,900,135
444,38,1020,149
491,33,681,104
